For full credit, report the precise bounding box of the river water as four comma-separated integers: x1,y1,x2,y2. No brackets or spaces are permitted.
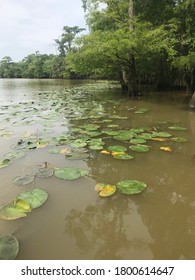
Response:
0,79,194,260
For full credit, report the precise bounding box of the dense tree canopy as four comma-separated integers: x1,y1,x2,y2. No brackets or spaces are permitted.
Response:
0,1,194,93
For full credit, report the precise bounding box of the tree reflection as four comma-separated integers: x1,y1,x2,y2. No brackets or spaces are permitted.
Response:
64,194,153,259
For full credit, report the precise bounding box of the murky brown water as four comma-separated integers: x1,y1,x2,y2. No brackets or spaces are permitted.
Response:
0,79,195,260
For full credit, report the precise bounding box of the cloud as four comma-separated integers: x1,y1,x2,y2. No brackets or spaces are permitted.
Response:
0,0,86,61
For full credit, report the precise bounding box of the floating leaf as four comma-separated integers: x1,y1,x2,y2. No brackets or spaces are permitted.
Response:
95,183,116,197
129,145,150,152
151,137,167,142
48,147,61,154
100,150,111,155
112,153,134,160
113,132,134,141
70,139,87,148
0,203,27,220
134,108,149,114
107,145,127,152
0,235,19,260
171,137,187,143
3,151,26,160
14,199,31,212
88,145,103,150
17,188,48,209
0,159,11,168
33,167,54,178
160,146,172,152
130,138,147,144
152,132,172,138
117,180,147,195
168,126,187,131
65,152,89,160
13,175,34,186
37,142,48,148
59,148,70,154
54,167,89,180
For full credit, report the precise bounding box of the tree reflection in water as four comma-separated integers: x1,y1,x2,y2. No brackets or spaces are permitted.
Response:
64,195,153,260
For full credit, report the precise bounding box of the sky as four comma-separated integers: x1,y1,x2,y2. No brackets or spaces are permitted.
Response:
0,0,87,61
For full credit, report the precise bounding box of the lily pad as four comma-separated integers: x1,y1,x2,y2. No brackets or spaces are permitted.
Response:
168,126,187,131
0,235,19,260
0,202,28,220
112,153,134,160
152,132,172,138
65,152,89,160
70,139,87,148
130,138,147,144
117,180,147,195
107,145,127,152
0,159,11,168
33,168,54,178
17,188,48,209
95,183,116,197
13,175,35,186
113,131,134,141
54,167,89,180
171,137,187,143
3,151,26,160
129,144,150,152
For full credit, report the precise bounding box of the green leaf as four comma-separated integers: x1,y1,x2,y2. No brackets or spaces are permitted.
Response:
112,153,134,160
129,144,150,152
113,131,134,141
152,132,172,138
0,159,11,168
130,138,147,144
171,137,187,143
107,145,127,152
117,180,147,195
13,175,35,186
168,126,187,131
65,152,89,160
0,235,19,260
54,167,89,180
17,188,48,209
33,168,54,178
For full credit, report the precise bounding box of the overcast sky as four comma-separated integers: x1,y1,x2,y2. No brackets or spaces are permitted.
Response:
0,0,87,61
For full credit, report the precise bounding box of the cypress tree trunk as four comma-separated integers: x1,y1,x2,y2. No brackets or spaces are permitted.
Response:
127,0,140,96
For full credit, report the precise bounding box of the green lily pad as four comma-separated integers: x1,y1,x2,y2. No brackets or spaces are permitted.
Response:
65,152,89,160
130,138,147,144
102,130,120,136
134,107,149,114
33,168,54,178
13,175,35,186
95,183,116,197
113,132,134,141
171,137,187,143
112,153,134,160
54,167,89,180
0,159,11,168
117,180,147,195
152,132,172,138
89,145,104,150
107,145,127,152
70,139,87,148
3,151,26,160
168,126,187,131
129,145,150,152
0,235,19,260
17,188,48,209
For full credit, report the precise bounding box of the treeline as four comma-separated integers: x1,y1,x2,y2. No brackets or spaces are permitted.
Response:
0,1,195,94
0,26,85,79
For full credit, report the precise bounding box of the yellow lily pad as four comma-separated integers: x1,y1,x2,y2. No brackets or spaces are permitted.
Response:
160,146,172,152
95,183,116,197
